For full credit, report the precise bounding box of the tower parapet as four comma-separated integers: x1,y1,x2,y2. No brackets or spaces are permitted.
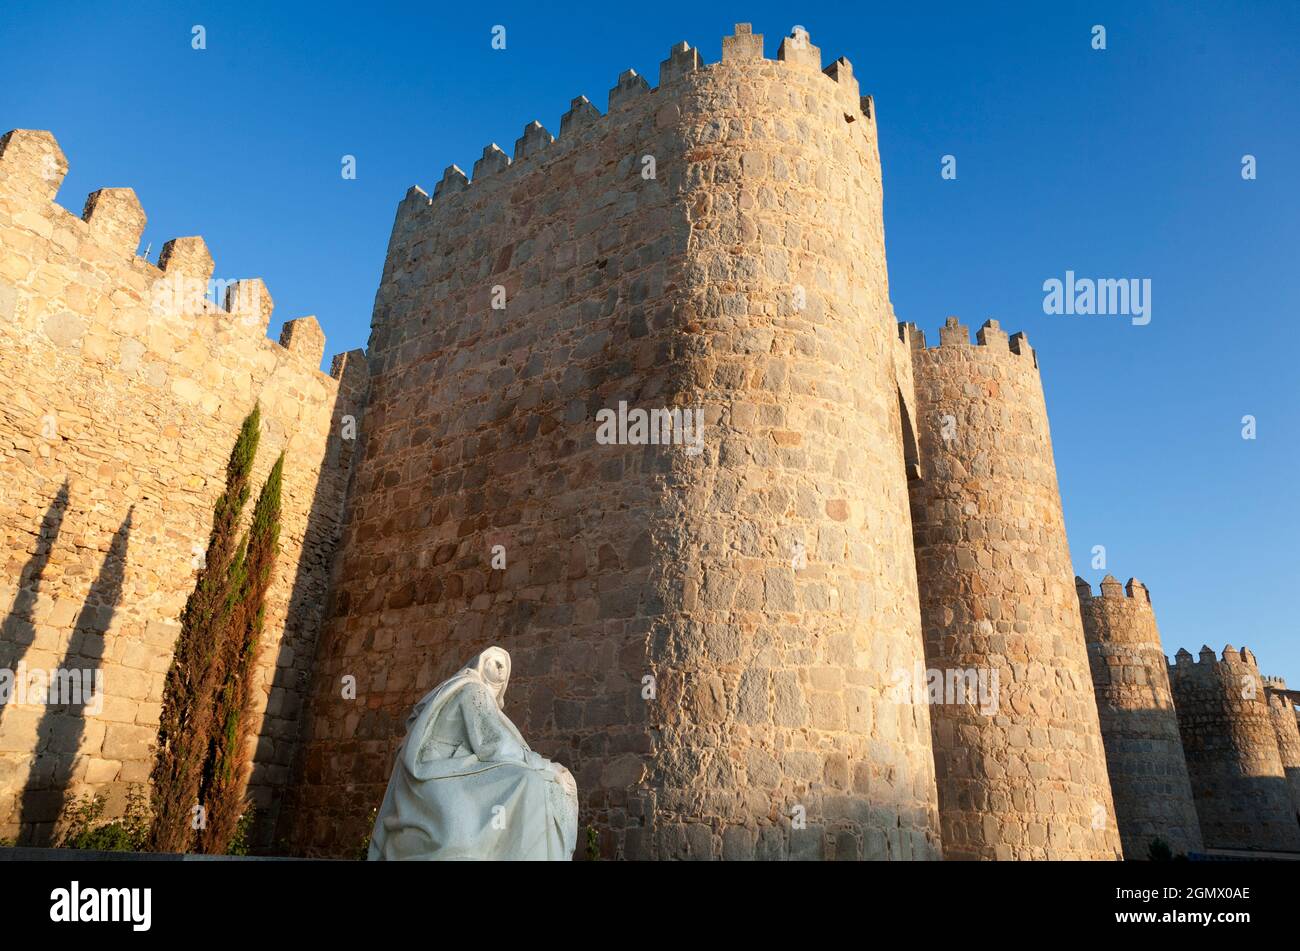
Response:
903,316,1121,859
1077,576,1202,857
1167,647,1300,851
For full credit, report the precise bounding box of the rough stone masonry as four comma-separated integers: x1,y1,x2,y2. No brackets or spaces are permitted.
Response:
0,127,366,846
1078,576,1202,859
1,22,1297,859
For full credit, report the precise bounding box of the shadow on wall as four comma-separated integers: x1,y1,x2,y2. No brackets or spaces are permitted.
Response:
258,361,366,852
1093,703,1203,860
17,507,132,846
1195,773,1300,852
0,481,70,734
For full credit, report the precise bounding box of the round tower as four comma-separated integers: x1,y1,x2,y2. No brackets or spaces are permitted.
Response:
1168,647,1300,851
639,24,943,860
904,317,1121,859
1077,575,1202,858
1263,678,1300,820
289,25,943,859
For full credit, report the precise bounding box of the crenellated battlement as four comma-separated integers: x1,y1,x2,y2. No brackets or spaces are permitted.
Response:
900,317,1038,368
1169,644,1261,673
397,24,872,228
0,129,351,377
1075,574,1152,606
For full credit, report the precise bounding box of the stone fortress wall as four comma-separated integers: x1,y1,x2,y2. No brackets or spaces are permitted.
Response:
285,24,945,861
1167,646,1300,851
0,129,366,845
900,316,1121,860
1077,575,1202,858
1262,677,1300,821
3,21,1299,860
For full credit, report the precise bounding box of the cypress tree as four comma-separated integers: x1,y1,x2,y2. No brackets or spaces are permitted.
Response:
150,406,260,852
198,453,283,854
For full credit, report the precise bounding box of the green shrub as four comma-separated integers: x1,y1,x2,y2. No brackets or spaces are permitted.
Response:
1147,837,1173,861
225,809,256,856
357,807,378,860
58,788,151,852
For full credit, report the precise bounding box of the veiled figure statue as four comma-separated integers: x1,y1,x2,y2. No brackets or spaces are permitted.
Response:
367,646,578,860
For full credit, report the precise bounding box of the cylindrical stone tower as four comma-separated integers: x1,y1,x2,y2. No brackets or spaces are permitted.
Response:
1263,677,1300,820
904,316,1121,859
286,25,943,860
637,25,942,861
1168,646,1300,851
1077,575,1202,858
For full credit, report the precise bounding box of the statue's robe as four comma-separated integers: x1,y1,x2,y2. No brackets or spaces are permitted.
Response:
368,671,577,861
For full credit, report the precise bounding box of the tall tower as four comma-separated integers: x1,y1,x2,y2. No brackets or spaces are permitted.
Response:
1077,575,1202,857
1168,647,1300,851
1263,677,1300,820
902,317,1121,859
287,25,943,859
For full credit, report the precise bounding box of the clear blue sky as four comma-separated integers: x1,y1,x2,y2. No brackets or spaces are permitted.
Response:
4,2,1297,680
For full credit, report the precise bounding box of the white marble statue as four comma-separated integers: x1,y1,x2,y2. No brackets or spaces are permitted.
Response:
367,646,578,860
